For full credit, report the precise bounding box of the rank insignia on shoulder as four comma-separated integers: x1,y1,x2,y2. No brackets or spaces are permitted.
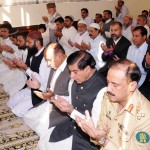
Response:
127,104,134,113
136,131,150,143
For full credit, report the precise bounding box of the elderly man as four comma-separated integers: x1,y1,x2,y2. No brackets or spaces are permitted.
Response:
81,23,106,70
24,42,70,136
69,20,90,51
37,51,106,150
76,59,150,150
42,3,61,42
127,26,148,87
122,15,133,42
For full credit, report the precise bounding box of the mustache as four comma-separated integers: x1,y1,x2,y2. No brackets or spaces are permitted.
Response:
107,91,115,96
111,34,116,37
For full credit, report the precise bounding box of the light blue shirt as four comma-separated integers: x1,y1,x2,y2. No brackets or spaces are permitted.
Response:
127,42,148,87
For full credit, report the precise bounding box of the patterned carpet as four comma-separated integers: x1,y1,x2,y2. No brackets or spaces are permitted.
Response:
0,85,39,150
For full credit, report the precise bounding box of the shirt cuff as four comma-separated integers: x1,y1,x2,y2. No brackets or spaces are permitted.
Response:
70,109,85,120
25,68,32,78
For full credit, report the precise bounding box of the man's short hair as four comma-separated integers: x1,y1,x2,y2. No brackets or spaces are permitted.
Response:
65,16,74,22
142,10,148,17
95,13,102,18
0,23,12,32
38,24,46,32
138,15,147,22
45,42,65,55
109,59,141,83
81,8,89,14
17,32,28,40
111,21,123,29
103,10,112,18
67,51,96,70
133,26,147,37
55,17,64,23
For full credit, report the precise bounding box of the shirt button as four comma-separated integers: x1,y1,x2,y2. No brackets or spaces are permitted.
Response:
84,104,86,107
80,86,83,90
114,117,117,120
74,126,76,129
75,107,77,110
76,96,79,99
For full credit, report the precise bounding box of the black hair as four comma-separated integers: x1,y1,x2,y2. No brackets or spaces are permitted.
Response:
111,21,123,29
133,26,147,37
67,51,96,70
45,41,65,55
38,24,46,32
103,10,112,18
109,59,141,83
55,17,64,23
65,16,73,22
81,8,89,14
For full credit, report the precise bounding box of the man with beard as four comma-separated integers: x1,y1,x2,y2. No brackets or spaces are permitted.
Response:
100,21,131,77
55,16,77,56
42,3,61,42
7,31,50,117
68,20,91,51
0,32,29,96
75,59,150,150
122,15,133,42
81,23,106,70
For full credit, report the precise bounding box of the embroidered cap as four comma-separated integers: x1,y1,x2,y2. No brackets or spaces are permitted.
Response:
46,3,56,8
78,20,87,25
27,31,42,40
89,23,100,30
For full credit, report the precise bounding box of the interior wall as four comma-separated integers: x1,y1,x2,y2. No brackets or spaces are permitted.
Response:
0,0,149,27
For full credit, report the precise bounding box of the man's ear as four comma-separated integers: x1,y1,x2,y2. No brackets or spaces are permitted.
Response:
129,81,137,92
85,66,90,73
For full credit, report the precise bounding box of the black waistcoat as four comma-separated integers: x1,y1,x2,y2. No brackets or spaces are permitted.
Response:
30,49,44,106
50,71,106,150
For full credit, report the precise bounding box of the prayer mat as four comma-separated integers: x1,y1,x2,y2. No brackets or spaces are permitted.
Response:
0,86,39,150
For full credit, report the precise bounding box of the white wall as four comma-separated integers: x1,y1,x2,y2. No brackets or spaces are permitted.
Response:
0,0,150,27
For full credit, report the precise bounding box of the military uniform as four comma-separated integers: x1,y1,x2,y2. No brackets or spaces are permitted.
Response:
95,89,150,150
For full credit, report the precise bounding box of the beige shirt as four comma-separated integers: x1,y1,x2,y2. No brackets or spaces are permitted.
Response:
95,89,150,150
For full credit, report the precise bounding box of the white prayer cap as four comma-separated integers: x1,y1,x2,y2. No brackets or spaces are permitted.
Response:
89,23,100,30
78,20,87,25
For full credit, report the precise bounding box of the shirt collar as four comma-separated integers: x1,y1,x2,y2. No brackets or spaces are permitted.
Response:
57,58,67,72
105,18,112,24
35,47,44,56
118,89,141,116
114,36,122,44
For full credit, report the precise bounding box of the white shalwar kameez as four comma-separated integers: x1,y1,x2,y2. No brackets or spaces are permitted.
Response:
7,51,50,117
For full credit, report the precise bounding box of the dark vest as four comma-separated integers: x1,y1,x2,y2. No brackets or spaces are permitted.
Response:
50,71,106,150
31,49,44,106
49,65,71,128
